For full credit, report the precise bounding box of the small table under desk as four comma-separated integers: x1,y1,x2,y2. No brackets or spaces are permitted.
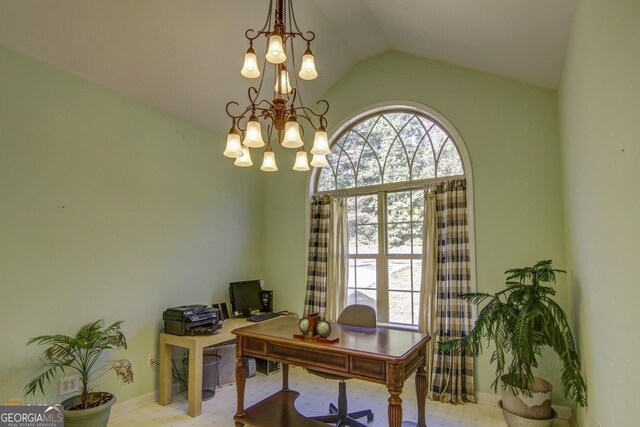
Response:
158,315,292,417
232,317,431,427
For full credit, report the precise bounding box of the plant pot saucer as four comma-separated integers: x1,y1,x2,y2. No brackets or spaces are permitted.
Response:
498,400,557,427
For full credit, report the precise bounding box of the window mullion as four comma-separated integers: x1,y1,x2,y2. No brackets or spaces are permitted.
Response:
376,191,388,323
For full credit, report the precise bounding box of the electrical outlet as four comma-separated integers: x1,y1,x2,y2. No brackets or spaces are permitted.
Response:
59,375,79,395
148,353,157,367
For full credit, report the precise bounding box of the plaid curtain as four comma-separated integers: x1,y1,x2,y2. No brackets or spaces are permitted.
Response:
430,179,475,404
304,195,332,317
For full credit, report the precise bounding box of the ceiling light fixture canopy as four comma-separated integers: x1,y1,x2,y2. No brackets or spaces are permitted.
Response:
224,0,330,171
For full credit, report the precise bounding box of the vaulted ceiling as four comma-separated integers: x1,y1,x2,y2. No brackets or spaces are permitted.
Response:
0,0,575,132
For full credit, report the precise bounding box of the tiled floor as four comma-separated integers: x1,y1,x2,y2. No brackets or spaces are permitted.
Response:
109,366,570,426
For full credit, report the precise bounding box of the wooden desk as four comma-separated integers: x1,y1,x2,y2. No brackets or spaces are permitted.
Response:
158,316,289,417
232,317,431,427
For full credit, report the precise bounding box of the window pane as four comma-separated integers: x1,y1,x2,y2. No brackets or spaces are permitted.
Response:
356,289,377,310
412,259,422,291
317,165,336,191
388,223,411,254
336,153,356,189
369,116,395,160
413,292,421,325
384,112,413,130
389,259,412,290
412,141,436,179
356,195,377,225
412,221,423,254
340,132,363,168
357,225,378,254
436,139,464,177
352,116,378,138
411,190,424,222
347,288,356,306
389,291,412,324
428,124,449,155
348,258,356,288
387,191,410,224
347,198,357,254
349,258,377,289
349,259,377,308
383,139,410,184
357,144,382,187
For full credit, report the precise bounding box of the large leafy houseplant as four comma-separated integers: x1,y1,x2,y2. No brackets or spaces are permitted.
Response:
25,319,134,411
440,260,587,407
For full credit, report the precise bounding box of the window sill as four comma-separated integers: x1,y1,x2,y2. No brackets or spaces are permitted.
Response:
377,322,418,332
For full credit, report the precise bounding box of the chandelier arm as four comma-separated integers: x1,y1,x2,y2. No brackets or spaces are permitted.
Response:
292,99,329,124
225,101,252,122
253,98,276,112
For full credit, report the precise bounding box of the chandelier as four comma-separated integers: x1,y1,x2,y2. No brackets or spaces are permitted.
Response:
222,0,330,172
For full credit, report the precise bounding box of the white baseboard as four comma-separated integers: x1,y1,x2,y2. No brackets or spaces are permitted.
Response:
111,384,184,418
476,392,574,422
110,390,157,418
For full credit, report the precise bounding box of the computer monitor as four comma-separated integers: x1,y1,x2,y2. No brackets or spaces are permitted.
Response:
229,280,262,317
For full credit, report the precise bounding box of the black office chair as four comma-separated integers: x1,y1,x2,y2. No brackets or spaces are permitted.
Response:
308,304,376,427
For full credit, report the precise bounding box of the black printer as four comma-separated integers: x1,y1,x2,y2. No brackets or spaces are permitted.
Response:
163,305,222,336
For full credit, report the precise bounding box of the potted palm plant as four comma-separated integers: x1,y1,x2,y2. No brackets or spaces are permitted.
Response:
440,260,586,427
24,319,134,427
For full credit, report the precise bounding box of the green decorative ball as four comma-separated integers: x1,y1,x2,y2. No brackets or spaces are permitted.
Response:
299,318,309,334
316,320,332,338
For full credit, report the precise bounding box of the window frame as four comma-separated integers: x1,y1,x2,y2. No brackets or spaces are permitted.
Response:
308,102,477,329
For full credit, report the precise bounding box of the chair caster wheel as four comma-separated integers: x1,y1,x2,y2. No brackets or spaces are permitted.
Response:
367,413,374,422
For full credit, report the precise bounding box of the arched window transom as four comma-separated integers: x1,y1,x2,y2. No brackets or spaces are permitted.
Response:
317,111,464,192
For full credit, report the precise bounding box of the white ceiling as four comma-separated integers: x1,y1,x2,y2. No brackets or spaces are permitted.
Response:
0,0,575,132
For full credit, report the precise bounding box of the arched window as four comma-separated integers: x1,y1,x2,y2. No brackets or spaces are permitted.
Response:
312,106,470,327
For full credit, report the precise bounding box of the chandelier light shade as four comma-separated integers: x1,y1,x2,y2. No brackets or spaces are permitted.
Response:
298,47,318,80
234,146,253,167
260,145,278,172
223,127,243,158
282,116,304,148
310,153,328,168
266,32,286,64
224,0,331,172
293,147,310,171
274,65,293,94
240,46,260,79
242,114,266,148
311,125,329,155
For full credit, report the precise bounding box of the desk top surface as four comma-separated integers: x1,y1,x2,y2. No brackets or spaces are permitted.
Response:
232,317,430,361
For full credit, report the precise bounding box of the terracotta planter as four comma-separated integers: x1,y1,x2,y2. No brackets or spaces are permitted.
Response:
501,376,553,420
499,400,557,427
61,392,116,427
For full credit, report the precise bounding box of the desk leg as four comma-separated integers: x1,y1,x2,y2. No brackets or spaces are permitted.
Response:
158,338,172,406
387,363,404,427
416,365,427,427
235,337,246,426
187,343,204,417
281,363,289,391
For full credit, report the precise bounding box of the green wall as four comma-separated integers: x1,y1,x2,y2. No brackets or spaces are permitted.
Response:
263,51,570,403
0,45,263,404
559,0,640,425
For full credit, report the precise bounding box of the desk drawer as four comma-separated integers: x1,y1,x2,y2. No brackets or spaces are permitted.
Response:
268,343,348,372
350,356,386,381
243,338,267,355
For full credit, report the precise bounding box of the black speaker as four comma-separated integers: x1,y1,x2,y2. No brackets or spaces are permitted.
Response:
212,302,229,320
260,290,273,312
